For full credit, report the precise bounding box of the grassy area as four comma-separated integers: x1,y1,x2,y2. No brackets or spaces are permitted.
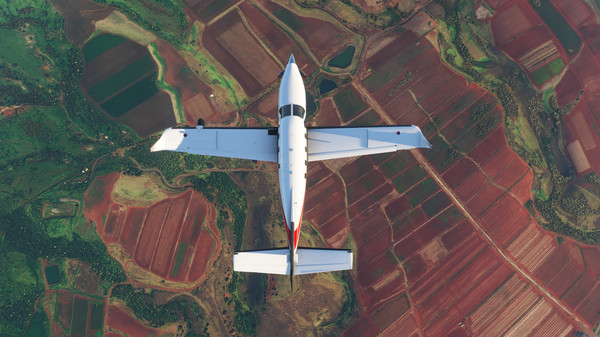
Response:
100,72,159,117
149,42,184,123
332,86,369,122
273,6,304,31
88,55,156,102
531,58,564,85
83,34,126,62
170,242,187,278
23,311,49,337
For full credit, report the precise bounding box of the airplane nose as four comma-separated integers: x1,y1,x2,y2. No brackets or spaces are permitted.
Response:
288,54,295,64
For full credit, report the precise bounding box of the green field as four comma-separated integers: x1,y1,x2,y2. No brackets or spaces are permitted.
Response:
328,45,355,69
362,42,428,92
530,0,581,54
332,86,369,122
72,297,89,336
349,109,379,126
83,34,126,62
531,58,565,85
88,55,157,102
100,72,159,117
170,242,187,277
90,302,104,330
273,6,304,31
23,311,49,337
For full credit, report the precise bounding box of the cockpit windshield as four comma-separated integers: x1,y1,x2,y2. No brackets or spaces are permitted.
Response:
279,104,305,118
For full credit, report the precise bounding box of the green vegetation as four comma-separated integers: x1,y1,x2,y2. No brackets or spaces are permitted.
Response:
72,297,89,337
100,72,159,117
531,58,565,85
90,302,104,330
83,34,126,62
529,0,581,55
23,311,49,337
93,0,189,46
327,45,355,69
170,242,187,277
111,285,179,326
409,178,438,206
88,55,156,102
349,109,380,126
333,86,369,122
273,6,304,31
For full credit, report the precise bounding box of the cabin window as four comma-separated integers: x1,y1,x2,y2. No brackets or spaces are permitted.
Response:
279,104,292,117
293,105,305,118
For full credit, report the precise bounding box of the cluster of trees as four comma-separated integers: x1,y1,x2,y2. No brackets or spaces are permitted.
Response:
560,192,599,217
441,146,460,167
111,285,180,327
477,117,498,138
469,101,491,121
387,71,414,97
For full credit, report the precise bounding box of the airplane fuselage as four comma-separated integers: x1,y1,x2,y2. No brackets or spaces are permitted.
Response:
277,55,307,254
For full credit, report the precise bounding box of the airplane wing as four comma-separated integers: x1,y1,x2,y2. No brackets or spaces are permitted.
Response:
151,126,278,162
307,125,431,161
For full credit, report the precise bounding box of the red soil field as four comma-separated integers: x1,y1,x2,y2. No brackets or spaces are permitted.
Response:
480,145,517,180
340,156,375,184
317,212,350,248
365,31,417,68
154,39,230,126
383,90,417,121
499,25,553,59
491,208,531,248
346,169,386,203
466,183,504,216
417,248,498,325
553,0,594,29
509,170,534,204
420,76,468,115
342,315,379,337
486,0,512,10
357,228,392,266
305,190,345,223
581,22,600,55
239,2,315,75
403,253,428,284
492,2,540,45
392,208,428,243
467,127,505,163
379,312,419,337
247,89,278,123
203,11,277,97
555,69,582,106
83,172,120,228
135,199,170,269
350,206,390,247
441,157,478,188
103,203,120,240
413,218,446,245
150,193,190,277
81,40,149,88
441,220,474,251
563,86,600,173
571,47,600,85
409,65,454,101
121,207,147,254
313,97,341,126
410,234,487,306
357,250,401,289
187,229,217,281
259,1,355,62
106,306,154,336
359,275,407,314
530,311,574,336
494,159,530,189
347,183,394,218
455,170,489,201
56,289,74,330
384,196,411,221
369,293,411,331
394,105,429,126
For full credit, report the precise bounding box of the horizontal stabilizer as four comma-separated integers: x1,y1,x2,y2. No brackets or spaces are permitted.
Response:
233,248,352,275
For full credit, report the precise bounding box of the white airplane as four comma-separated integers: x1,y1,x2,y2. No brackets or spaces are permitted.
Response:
151,55,431,290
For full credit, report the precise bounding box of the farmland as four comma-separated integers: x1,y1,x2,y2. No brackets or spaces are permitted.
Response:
6,0,600,336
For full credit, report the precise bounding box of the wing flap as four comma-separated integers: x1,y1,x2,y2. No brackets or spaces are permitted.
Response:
307,125,430,161
151,126,278,162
